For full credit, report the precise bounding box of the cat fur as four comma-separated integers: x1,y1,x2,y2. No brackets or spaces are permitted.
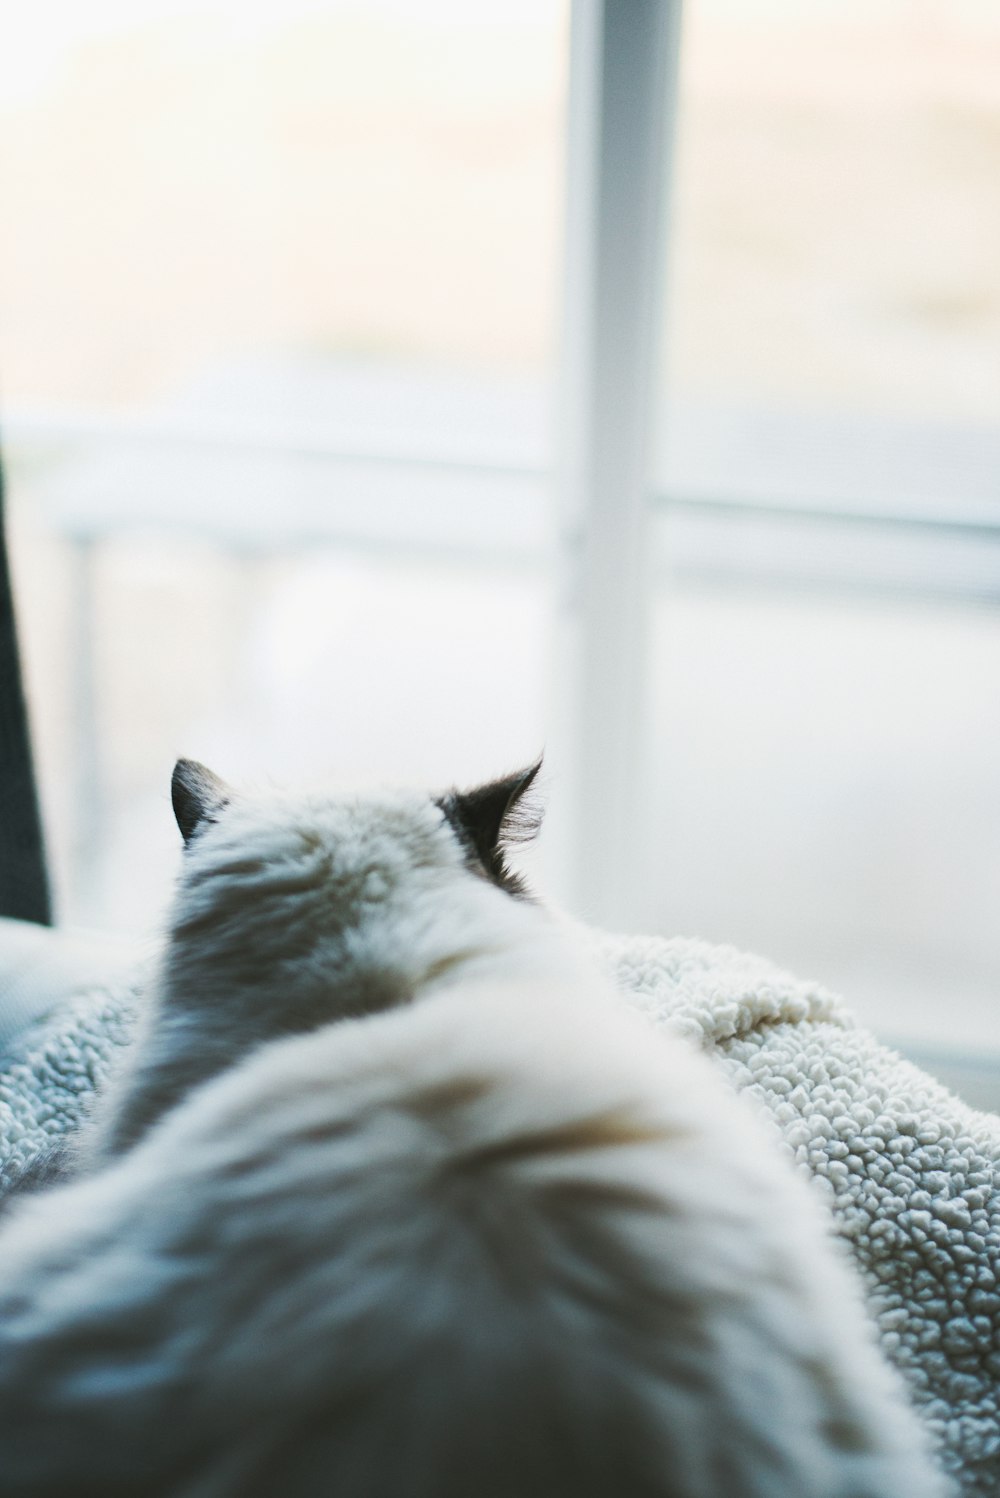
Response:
0,762,947,1498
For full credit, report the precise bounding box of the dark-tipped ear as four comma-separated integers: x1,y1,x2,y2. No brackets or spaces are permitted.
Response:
171,759,232,845
437,758,543,897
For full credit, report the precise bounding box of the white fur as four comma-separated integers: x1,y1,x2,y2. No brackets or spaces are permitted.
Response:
0,778,946,1497
83,784,581,1161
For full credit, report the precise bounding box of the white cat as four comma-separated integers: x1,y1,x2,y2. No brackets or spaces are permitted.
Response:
0,761,945,1498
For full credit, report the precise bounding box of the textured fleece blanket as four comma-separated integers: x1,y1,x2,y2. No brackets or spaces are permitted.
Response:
1,933,997,1496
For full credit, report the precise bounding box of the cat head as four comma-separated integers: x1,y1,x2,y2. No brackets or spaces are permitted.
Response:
166,757,547,1022
172,757,543,902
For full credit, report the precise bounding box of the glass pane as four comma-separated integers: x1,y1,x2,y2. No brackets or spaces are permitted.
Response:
658,0,1000,511
0,0,567,926
1,0,566,411
646,0,1000,1058
647,576,1000,1057
9,523,553,926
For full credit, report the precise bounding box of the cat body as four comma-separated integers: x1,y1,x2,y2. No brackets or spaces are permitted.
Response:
0,762,945,1498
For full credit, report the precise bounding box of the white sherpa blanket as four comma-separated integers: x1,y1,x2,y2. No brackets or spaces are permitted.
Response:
1,932,997,1496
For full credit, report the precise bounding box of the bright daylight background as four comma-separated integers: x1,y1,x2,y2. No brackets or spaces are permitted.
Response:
1,0,998,1082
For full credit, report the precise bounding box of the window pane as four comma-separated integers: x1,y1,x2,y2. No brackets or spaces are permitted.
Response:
657,0,1000,509
0,0,567,926
1,0,566,408
647,0,1000,1058
646,577,1000,1056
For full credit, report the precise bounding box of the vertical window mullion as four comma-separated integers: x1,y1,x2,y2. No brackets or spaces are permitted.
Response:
555,0,683,924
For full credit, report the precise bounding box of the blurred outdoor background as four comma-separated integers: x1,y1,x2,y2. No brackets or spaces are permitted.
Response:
1,0,998,1068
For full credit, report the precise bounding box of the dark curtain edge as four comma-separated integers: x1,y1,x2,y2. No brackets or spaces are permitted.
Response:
0,439,53,924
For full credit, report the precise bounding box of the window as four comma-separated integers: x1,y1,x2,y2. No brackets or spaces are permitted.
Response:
2,0,997,1081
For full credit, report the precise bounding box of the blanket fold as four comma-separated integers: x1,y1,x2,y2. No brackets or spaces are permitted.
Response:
592,932,1000,1498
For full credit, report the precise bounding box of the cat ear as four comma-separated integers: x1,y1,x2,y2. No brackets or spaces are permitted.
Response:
437,758,543,896
171,759,232,845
